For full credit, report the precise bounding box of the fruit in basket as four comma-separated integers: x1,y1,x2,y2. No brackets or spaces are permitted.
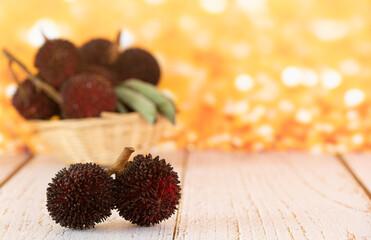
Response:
35,39,82,89
113,48,161,85
12,79,59,119
46,163,116,229
80,38,118,66
61,73,117,118
4,31,176,124
114,153,181,226
83,64,120,86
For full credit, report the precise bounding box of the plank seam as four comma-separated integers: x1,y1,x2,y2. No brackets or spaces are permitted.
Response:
286,156,364,211
0,153,34,188
172,150,189,240
336,154,371,200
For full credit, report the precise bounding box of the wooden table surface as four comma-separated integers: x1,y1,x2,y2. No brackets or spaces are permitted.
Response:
0,151,370,240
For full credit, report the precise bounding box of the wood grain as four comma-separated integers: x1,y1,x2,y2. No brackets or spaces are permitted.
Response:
0,153,32,187
341,154,371,197
175,152,371,240
1,151,371,240
0,152,184,240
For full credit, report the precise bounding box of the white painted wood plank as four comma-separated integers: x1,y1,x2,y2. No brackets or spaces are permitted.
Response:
0,153,31,186
175,152,371,240
0,151,184,240
342,153,371,194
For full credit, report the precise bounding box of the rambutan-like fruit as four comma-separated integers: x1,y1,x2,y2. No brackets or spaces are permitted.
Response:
113,48,161,86
46,163,116,229
35,39,82,88
83,64,120,86
115,154,181,226
80,38,118,66
12,79,59,119
60,73,117,118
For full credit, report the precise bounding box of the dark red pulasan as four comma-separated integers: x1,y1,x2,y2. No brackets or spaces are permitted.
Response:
80,38,118,66
82,64,120,86
115,154,181,226
34,39,82,89
113,48,161,86
46,163,116,229
61,73,116,119
12,79,59,119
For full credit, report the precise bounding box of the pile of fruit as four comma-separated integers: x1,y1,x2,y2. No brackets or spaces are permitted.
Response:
47,147,181,229
4,34,175,124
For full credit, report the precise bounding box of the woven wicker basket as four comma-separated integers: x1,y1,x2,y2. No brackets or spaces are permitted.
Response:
31,112,168,166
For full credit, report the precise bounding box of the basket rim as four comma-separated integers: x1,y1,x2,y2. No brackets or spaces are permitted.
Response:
30,112,168,130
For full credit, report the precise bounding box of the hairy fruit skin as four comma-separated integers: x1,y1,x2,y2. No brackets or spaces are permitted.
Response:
115,154,181,226
12,79,59,119
61,73,117,119
46,163,116,229
82,64,120,86
35,39,82,89
80,38,118,66
113,48,161,86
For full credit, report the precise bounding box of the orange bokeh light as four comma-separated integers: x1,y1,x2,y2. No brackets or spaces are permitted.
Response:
0,0,371,154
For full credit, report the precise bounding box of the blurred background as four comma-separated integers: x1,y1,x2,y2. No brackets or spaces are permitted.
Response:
0,0,370,154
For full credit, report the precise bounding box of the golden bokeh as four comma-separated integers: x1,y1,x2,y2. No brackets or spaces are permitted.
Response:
0,0,371,153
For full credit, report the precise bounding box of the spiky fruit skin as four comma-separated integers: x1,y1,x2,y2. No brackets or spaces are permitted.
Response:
83,64,120,86
60,73,116,119
35,39,82,88
12,79,59,119
113,48,161,86
46,163,115,229
115,154,181,226
80,38,118,66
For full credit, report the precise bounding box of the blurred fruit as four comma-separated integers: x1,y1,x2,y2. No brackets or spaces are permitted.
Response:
7,34,167,123
61,73,116,118
113,48,160,86
35,39,82,89
83,64,120,86
80,38,118,66
12,79,59,119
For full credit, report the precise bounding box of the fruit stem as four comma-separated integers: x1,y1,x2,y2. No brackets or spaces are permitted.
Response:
2,48,63,106
107,147,135,175
8,60,30,107
40,30,50,42
115,30,121,48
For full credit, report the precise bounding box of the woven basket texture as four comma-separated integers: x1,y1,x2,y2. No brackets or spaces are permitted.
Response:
32,112,168,166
